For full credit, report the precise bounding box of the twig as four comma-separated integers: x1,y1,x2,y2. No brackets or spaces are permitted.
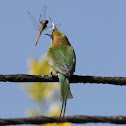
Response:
0,74,126,86
0,115,126,125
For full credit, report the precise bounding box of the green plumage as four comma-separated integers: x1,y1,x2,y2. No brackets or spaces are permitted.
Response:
47,19,76,122
47,45,76,76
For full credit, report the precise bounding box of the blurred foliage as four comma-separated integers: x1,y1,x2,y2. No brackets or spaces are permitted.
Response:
23,55,72,126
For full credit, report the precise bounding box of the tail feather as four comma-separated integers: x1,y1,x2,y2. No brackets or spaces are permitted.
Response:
58,73,72,122
57,101,64,123
69,91,73,99
63,101,66,118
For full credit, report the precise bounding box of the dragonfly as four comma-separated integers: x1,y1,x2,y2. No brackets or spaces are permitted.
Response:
27,5,49,46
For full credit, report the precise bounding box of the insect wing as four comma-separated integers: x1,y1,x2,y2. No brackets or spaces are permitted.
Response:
27,11,41,30
39,4,47,24
44,24,61,31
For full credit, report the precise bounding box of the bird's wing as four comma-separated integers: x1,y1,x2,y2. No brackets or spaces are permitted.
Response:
47,45,76,76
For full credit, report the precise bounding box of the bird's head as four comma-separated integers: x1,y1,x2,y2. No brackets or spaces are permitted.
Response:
45,17,71,45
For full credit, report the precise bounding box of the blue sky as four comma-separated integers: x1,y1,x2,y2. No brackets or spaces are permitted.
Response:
0,0,126,126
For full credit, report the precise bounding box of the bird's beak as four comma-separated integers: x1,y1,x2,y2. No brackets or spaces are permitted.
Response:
49,17,57,31
44,34,53,39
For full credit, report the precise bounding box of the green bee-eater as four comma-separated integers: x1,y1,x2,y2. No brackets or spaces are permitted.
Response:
46,18,76,122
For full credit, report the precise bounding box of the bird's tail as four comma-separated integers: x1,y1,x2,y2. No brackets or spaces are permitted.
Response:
58,73,73,122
